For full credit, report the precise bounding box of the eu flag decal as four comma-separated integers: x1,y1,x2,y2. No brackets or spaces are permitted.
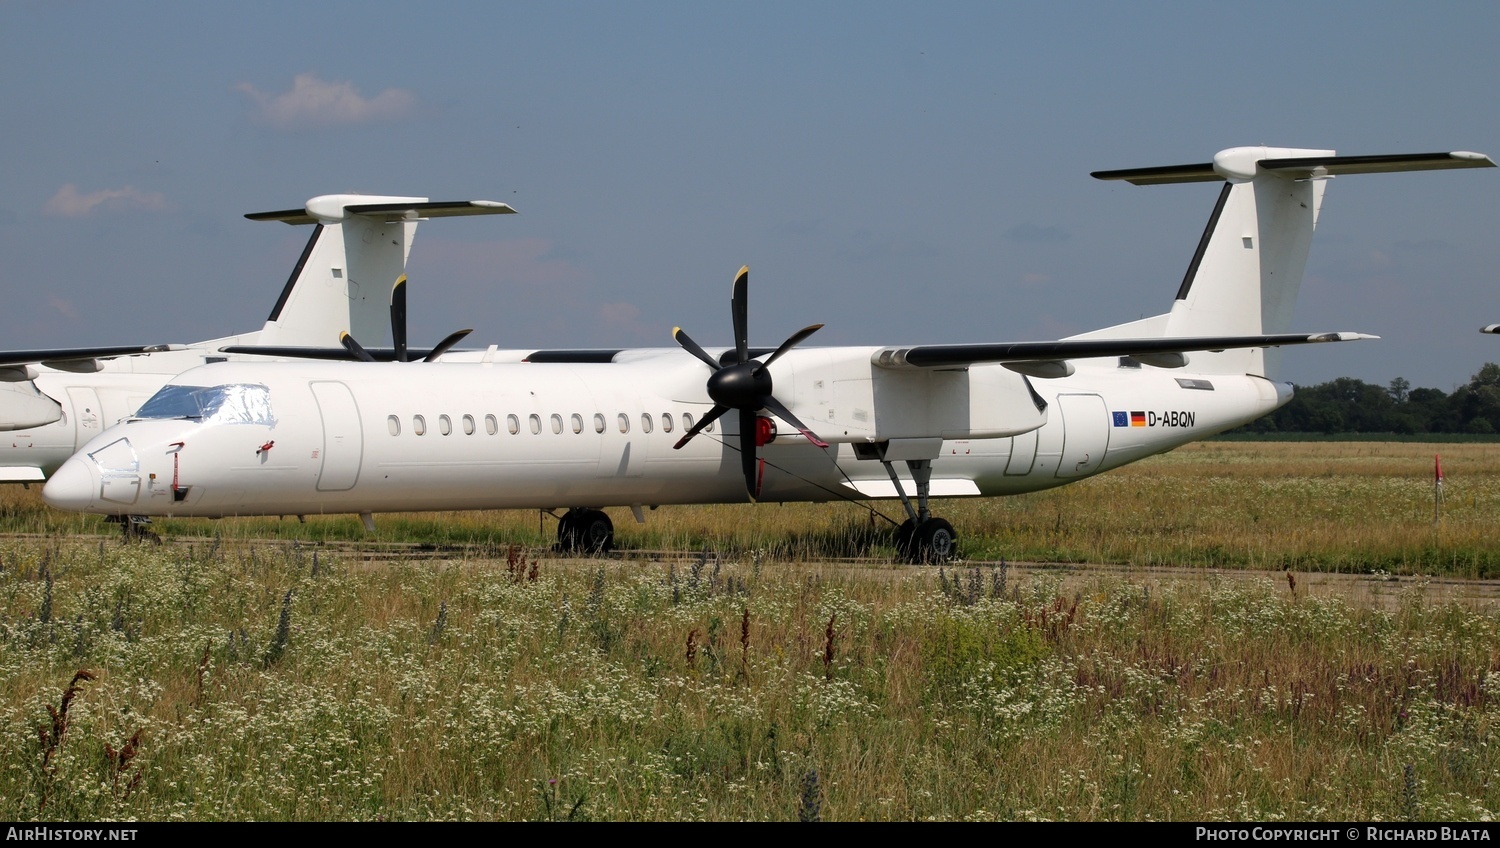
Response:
1112,411,1128,427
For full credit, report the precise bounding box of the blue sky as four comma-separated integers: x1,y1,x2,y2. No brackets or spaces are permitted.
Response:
3,2,1497,391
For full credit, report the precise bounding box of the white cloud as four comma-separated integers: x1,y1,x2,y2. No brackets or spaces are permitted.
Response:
47,296,79,320
237,73,417,129
43,184,167,217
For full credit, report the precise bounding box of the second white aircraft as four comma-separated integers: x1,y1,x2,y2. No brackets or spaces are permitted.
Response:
41,145,1496,561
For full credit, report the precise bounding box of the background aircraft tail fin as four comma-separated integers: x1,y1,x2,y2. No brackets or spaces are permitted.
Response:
241,195,515,348
1091,147,1494,377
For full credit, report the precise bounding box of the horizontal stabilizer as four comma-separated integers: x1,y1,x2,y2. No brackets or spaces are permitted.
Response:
1093,150,1494,185
872,331,1377,371
247,197,516,226
1483,325,1500,334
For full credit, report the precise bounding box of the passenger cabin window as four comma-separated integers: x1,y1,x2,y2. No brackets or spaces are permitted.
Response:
641,413,654,434
683,412,695,433
387,415,401,436
617,413,630,433
594,413,606,434
661,413,674,433
133,383,275,426
485,414,498,435
463,414,476,435
550,413,563,435
413,415,427,436
439,414,452,436
507,414,520,435
529,414,542,435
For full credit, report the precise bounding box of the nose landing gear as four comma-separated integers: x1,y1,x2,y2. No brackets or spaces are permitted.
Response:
107,514,161,545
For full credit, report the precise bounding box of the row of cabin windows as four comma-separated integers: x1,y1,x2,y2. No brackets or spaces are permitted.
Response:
386,411,712,438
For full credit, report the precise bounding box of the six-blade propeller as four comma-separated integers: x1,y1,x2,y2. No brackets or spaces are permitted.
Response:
672,266,828,499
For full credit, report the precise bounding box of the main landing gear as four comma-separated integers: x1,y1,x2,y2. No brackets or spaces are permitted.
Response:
556,508,614,554
883,458,957,564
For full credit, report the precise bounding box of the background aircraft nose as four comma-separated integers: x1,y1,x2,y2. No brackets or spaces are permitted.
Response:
42,458,97,512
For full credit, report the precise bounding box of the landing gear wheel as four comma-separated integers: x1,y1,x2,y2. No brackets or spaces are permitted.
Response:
907,518,956,564
557,508,614,554
555,511,578,552
574,509,614,554
119,516,161,546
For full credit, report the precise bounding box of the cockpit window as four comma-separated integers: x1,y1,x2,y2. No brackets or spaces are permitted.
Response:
133,383,275,427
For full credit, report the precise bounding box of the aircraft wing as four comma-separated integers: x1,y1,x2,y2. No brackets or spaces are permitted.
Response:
215,345,462,361
0,344,183,374
872,331,1376,377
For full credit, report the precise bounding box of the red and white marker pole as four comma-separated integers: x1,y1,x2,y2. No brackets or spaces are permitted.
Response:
1434,454,1445,524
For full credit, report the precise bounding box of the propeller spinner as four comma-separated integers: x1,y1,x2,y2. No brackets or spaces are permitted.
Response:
672,266,828,499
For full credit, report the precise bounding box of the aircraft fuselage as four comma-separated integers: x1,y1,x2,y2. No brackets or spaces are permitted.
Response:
41,350,1289,518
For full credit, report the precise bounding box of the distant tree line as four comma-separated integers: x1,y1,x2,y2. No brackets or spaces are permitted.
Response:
1228,363,1500,436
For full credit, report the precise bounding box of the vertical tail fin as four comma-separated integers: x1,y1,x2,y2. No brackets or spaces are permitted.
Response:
241,196,515,348
1092,147,1494,377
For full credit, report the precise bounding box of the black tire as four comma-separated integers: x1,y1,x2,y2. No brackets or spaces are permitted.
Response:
555,510,579,551
575,509,614,554
910,517,957,564
121,518,161,545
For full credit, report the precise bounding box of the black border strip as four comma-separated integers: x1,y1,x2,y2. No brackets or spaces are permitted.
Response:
1176,183,1233,302
265,225,324,323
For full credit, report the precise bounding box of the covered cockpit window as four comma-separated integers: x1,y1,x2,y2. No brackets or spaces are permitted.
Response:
133,383,275,427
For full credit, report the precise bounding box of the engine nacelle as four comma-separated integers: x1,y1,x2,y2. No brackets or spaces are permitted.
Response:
0,382,62,431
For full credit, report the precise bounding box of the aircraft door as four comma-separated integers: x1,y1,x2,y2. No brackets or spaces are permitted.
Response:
1055,394,1109,478
1004,429,1037,475
65,387,104,450
310,381,363,491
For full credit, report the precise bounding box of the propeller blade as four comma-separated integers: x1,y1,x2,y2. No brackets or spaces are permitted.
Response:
339,332,376,363
731,266,749,365
422,328,473,362
391,275,409,362
739,407,760,500
758,323,824,371
673,327,723,371
761,396,829,448
673,404,729,450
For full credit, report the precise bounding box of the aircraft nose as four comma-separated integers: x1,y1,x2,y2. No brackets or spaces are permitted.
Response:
42,458,98,512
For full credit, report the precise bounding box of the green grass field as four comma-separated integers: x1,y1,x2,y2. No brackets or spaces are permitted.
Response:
0,442,1496,820
7,440,1497,576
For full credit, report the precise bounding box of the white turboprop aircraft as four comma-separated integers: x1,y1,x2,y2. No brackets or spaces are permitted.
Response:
41,146,1495,561
0,195,514,493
